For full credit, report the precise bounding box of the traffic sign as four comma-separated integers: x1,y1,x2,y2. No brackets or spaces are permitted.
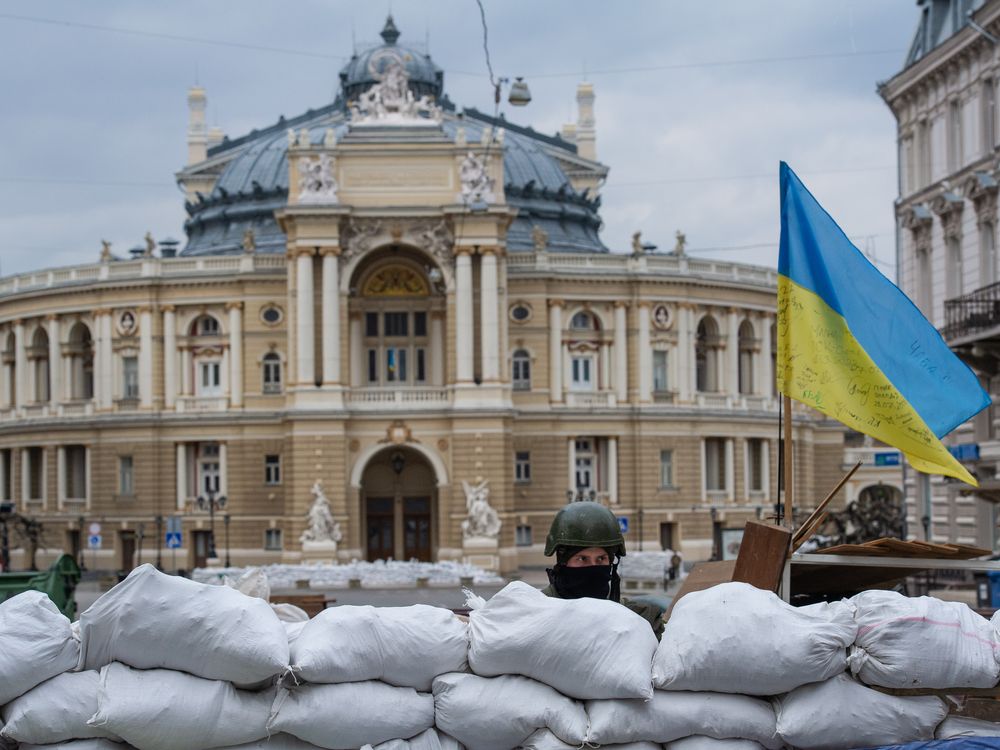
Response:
618,516,629,534
88,522,101,535
88,534,102,549
165,532,182,549
166,515,182,535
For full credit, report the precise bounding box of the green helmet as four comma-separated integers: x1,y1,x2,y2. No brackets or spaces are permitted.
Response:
544,502,626,558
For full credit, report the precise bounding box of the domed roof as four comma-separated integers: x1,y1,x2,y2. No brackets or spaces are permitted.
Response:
338,16,444,105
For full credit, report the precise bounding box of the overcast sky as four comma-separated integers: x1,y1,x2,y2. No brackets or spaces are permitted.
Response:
0,1,918,278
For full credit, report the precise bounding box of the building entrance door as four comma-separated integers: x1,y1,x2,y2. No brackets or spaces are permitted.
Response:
360,448,437,562
119,531,136,573
192,530,212,569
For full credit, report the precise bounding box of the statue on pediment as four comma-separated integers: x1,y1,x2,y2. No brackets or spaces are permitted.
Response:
298,153,338,205
459,152,495,205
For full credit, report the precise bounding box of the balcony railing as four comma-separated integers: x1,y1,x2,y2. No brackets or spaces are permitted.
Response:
346,387,450,410
175,395,229,412
565,391,617,408
943,281,1000,341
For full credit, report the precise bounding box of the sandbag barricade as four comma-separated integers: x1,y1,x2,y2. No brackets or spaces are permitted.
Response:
665,739,768,750
936,717,1000,739
363,728,465,750
19,741,134,750
1,671,118,745
291,604,467,690
432,672,590,750
0,591,80,706
653,582,857,695
520,729,661,749
78,565,289,687
849,590,1000,689
467,580,657,700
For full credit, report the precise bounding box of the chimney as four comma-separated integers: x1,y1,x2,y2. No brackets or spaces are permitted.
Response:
575,82,596,161
187,86,208,165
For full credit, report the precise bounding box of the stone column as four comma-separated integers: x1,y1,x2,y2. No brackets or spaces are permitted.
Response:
727,308,740,395
227,302,243,407
455,248,474,383
99,311,113,408
21,449,29,503
219,442,228,497
181,348,192,397
56,445,66,509
430,311,445,386
548,300,564,403
321,249,341,386
163,306,177,408
296,249,316,386
637,302,652,403
614,301,628,403
84,446,91,510
14,319,26,409
761,440,771,499
600,341,611,393
349,313,363,386
725,438,735,501
47,315,61,404
176,443,187,510
761,314,774,397
567,437,576,494
479,249,500,382
0,332,10,409
139,307,153,408
607,436,618,505
676,304,692,402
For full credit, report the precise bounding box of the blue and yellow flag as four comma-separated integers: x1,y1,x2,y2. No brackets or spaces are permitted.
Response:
777,162,989,485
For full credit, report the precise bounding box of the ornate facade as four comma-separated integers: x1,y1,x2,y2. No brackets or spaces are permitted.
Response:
0,19,846,573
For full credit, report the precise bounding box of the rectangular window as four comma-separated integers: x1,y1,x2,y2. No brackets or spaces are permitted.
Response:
985,79,996,153
946,235,963,299
570,356,594,390
983,222,997,285
386,348,407,382
513,354,531,391
660,522,675,553
515,451,531,482
262,357,282,393
367,349,378,383
660,449,674,488
264,528,283,551
515,524,533,547
747,438,765,492
575,457,594,491
704,438,726,493
416,349,426,383
265,455,281,485
28,447,43,500
119,455,134,496
65,445,87,499
949,99,963,172
384,312,408,337
365,312,379,337
0,449,11,501
199,361,221,395
653,350,669,392
414,312,427,337
122,356,139,399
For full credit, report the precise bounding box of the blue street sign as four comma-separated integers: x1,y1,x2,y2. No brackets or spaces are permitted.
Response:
618,516,629,534
165,532,182,549
949,443,980,462
88,534,102,549
874,452,901,467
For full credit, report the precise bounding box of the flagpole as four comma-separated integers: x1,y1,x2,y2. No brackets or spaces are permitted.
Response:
783,394,793,528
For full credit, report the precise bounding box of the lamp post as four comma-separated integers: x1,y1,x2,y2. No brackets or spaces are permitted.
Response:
223,514,231,568
77,514,86,570
196,489,227,561
136,522,144,569
154,515,163,570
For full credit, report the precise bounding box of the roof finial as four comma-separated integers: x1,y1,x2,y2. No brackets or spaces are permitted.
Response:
381,15,400,45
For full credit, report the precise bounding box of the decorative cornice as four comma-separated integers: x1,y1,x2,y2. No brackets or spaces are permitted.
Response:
161,304,176,313
319,246,341,257
547,298,565,308
225,301,244,311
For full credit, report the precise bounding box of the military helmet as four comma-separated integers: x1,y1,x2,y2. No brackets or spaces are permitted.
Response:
544,501,626,558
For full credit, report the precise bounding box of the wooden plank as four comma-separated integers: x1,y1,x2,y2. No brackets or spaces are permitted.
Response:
870,685,1000,698
664,560,735,621
791,460,862,549
732,521,792,592
814,543,894,556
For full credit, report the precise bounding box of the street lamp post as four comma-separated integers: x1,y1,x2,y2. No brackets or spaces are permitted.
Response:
155,515,163,570
136,523,144,569
223,514,231,568
196,489,227,561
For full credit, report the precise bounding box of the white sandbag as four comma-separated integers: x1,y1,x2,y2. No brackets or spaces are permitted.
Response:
272,602,309,622
849,590,1000,688
936,716,1000,738
268,681,434,750
587,691,780,748
433,672,590,750
283,619,308,646
0,590,79,705
467,581,657,700
219,737,321,749
666,739,766,750
291,604,467,690
365,728,465,750
88,662,272,750
1,671,118,745
775,673,948,750
521,728,660,750
78,564,289,685
18,743,127,750
653,582,856,694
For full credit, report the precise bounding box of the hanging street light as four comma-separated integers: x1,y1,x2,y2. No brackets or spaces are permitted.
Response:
507,77,532,106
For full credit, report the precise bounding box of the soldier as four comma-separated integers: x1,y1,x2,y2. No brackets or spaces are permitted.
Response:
541,501,664,637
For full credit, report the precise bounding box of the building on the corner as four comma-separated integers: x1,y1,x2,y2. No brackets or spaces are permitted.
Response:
0,18,847,573
880,0,1000,549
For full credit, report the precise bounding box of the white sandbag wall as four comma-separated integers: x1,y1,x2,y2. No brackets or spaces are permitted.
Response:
5,571,1000,750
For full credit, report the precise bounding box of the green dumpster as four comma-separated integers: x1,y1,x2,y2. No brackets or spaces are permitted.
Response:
0,554,82,618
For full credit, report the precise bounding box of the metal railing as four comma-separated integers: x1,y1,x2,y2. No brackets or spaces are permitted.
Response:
943,281,1000,341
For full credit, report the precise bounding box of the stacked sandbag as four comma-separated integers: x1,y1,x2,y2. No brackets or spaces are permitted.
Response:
935,716,1000,738
467,581,657,699
1,671,118,746
432,672,589,750
774,672,948,750
521,729,660,750
363,728,465,750
78,564,290,687
0,591,80,705
665,739,767,750
652,582,857,695
848,590,1000,688
19,742,134,750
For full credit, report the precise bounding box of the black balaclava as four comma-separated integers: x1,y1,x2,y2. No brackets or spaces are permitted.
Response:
546,546,622,602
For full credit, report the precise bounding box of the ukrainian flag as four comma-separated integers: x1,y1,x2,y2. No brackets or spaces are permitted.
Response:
778,162,989,485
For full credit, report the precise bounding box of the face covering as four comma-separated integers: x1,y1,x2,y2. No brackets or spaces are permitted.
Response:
547,563,614,600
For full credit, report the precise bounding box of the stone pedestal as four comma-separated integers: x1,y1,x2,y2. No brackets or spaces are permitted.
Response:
301,540,339,565
462,535,500,573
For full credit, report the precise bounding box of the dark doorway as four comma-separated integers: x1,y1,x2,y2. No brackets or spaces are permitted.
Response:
119,531,136,572
403,496,432,561
366,497,395,561
192,530,212,569
360,447,437,562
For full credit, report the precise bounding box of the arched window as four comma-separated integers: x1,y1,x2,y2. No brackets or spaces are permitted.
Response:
695,316,720,392
30,327,50,403
262,352,282,394
738,320,756,395
570,311,596,330
191,315,221,337
67,322,94,400
512,349,531,391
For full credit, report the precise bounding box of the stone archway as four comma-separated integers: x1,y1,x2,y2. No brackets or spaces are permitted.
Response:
359,446,437,562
